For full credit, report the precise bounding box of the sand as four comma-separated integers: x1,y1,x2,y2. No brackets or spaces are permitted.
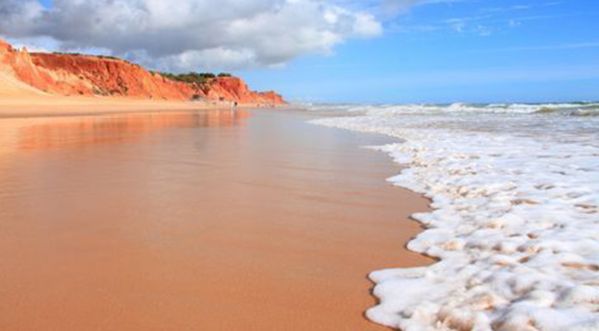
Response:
0,70,46,97
0,107,430,330
0,93,283,119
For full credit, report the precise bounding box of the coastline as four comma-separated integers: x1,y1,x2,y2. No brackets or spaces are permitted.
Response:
1,1,595,329
311,104,599,330
0,108,431,330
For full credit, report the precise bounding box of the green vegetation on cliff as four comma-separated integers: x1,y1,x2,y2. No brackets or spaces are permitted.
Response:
159,72,217,85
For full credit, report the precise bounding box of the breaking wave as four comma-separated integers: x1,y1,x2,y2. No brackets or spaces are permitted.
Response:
303,102,599,117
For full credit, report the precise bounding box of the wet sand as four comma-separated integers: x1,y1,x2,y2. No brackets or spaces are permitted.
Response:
0,109,430,330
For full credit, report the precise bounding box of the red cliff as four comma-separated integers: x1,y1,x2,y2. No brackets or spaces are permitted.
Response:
0,39,285,105
204,76,285,105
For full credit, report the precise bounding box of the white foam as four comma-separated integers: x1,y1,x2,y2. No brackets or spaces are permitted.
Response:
303,102,599,116
310,104,599,331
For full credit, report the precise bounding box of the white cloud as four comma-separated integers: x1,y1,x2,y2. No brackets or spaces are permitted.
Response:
0,0,382,71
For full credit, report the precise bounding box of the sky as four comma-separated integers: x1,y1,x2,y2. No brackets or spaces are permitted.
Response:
1,0,598,103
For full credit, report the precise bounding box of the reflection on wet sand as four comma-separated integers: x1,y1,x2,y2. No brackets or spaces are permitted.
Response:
0,109,429,331
15,110,248,151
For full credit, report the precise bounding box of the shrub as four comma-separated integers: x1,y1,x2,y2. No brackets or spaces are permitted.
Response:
160,72,218,85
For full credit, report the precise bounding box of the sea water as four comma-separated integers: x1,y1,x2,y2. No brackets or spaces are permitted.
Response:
310,103,599,331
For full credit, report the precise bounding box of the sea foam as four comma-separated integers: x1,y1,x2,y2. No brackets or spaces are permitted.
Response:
310,103,599,331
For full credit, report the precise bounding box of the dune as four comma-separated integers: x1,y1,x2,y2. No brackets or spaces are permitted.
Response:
0,65,45,97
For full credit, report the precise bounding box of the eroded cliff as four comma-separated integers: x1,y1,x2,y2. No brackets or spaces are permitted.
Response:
0,39,284,105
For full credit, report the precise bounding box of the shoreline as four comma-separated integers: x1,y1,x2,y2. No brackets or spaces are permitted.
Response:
311,104,599,330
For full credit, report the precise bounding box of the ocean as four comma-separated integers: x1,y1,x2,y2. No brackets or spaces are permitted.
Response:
310,102,599,331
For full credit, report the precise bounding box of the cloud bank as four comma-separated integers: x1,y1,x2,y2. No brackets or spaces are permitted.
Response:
0,0,382,71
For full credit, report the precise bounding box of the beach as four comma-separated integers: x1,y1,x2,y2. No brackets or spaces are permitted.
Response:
312,103,599,330
0,93,280,118
2,1,597,329
0,108,431,330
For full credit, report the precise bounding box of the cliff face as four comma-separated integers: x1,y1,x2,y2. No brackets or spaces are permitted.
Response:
30,52,195,100
205,76,285,105
0,39,285,105
0,39,56,96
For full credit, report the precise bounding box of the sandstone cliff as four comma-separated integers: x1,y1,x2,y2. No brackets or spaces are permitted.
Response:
0,39,284,105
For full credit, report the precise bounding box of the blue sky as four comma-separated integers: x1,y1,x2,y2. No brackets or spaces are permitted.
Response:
240,0,599,103
15,0,599,103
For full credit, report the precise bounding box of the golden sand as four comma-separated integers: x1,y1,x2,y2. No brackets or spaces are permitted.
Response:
0,108,429,330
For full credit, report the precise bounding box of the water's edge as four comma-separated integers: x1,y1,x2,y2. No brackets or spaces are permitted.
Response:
308,103,599,331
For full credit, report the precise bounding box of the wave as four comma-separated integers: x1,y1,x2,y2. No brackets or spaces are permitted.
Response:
309,105,599,331
300,102,599,117
571,107,599,117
